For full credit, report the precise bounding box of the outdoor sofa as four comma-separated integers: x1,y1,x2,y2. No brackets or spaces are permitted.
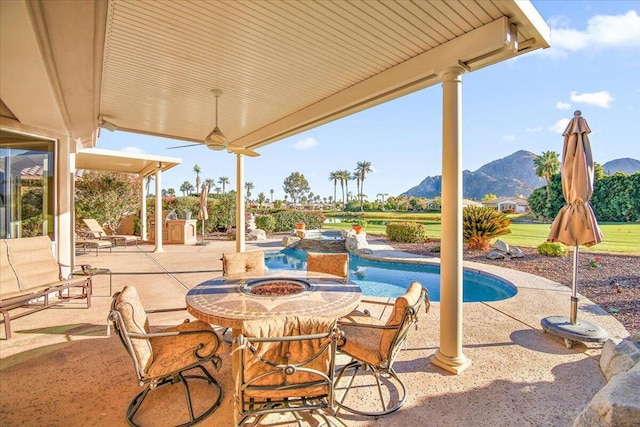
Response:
0,235,92,339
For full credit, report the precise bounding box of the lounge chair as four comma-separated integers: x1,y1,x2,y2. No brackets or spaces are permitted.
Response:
82,218,140,246
75,232,112,256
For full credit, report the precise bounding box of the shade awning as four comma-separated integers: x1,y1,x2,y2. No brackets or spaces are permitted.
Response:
75,148,181,177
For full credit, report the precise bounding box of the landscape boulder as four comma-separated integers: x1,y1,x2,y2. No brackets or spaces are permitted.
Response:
486,239,524,260
246,229,266,241
281,235,300,247
345,232,372,255
573,332,640,427
600,332,640,381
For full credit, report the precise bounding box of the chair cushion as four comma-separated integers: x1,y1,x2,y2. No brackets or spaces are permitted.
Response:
222,251,265,276
306,252,348,278
234,316,335,399
148,320,219,378
339,310,387,366
380,281,423,357
115,286,152,372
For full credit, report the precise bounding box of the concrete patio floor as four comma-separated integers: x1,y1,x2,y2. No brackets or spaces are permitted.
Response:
0,237,629,426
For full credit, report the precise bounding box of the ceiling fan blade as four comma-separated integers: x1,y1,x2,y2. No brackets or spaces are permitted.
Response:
167,143,202,149
227,146,260,157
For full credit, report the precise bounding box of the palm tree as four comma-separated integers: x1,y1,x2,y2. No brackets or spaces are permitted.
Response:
329,171,340,208
193,164,201,193
534,151,560,198
204,178,216,193
218,176,230,194
355,161,373,211
179,181,194,197
337,170,351,205
145,176,154,197
245,181,254,202
270,189,274,203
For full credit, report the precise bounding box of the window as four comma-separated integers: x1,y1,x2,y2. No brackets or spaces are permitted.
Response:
0,132,55,239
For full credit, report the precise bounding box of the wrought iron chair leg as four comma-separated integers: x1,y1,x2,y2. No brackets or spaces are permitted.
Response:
127,386,152,427
335,360,407,417
373,371,388,413
179,372,197,423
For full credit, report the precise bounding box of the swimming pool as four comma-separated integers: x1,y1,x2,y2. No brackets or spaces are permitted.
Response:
265,248,517,302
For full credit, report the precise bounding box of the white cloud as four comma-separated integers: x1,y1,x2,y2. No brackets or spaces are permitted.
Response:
291,137,318,150
570,90,614,108
544,10,640,57
525,127,543,133
122,146,145,153
502,134,516,142
556,101,571,110
549,118,570,134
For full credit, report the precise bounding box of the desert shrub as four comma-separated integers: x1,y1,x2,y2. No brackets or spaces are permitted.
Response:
255,214,276,234
386,222,427,243
272,210,325,232
173,196,200,218
537,242,567,257
463,206,511,251
75,171,141,234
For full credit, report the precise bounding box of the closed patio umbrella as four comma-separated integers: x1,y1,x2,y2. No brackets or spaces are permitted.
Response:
197,183,209,245
541,110,607,348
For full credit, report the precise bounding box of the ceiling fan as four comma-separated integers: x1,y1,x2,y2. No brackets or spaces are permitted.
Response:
168,90,259,157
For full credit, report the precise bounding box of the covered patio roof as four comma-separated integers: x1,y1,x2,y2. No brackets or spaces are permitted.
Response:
0,0,549,151
75,147,181,177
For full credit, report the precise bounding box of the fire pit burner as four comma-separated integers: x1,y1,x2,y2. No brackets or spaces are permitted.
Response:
241,278,311,297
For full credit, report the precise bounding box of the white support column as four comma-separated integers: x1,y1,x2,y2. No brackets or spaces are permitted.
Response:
431,65,472,375
140,176,147,241
154,166,163,253
235,154,245,252
56,138,74,270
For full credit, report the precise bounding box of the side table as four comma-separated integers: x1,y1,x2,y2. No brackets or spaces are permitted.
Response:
74,265,113,297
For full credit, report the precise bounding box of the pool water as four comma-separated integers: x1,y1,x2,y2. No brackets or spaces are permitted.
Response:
265,249,517,302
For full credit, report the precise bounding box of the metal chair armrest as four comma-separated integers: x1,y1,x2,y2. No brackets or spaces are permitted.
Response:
337,320,401,330
145,307,188,314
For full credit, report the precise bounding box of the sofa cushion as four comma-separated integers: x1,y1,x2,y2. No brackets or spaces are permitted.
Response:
4,236,60,291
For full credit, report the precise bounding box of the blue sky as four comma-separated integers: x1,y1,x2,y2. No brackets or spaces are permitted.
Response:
98,1,640,200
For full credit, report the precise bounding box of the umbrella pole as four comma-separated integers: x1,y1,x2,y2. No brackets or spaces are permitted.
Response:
570,244,579,325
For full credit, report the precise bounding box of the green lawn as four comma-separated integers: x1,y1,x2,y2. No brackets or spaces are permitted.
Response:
322,215,639,255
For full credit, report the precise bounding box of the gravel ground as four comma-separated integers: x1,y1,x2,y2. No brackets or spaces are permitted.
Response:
372,236,640,334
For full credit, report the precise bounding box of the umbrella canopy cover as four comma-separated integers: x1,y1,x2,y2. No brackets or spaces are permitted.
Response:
548,111,603,247
198,184,209,221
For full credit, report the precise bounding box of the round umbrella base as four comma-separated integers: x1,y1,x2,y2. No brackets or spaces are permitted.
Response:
541,316,608,349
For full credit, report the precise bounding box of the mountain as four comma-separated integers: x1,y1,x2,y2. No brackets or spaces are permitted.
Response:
401,151,640,200
402,150,542,200
602,158,640,175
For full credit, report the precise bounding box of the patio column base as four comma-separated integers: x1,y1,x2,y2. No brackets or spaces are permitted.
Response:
430,351,471,375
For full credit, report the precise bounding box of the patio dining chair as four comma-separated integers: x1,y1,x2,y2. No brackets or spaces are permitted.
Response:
82,218,140,246
109,285,223,426
233,316,343,426
222,251,265,276
335,281,429,416
306,252,349,279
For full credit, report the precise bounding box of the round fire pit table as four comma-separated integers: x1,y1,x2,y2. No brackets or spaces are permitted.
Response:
186,270,361,333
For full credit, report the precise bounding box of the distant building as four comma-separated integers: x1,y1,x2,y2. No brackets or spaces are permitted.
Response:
482,197,529,213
